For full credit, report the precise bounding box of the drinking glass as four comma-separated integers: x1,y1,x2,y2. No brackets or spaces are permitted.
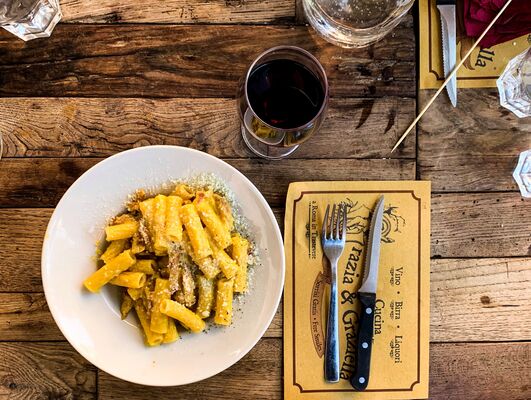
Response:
497,47,531,118
303,0,415,48
513,150,531,198
237,46,329,160
0,0,61,41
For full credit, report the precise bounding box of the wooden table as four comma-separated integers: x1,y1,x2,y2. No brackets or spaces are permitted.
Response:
0,1,530,399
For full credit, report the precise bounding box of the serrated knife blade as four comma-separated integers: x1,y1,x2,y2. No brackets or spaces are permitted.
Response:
437,0,457,107
358,195,385,294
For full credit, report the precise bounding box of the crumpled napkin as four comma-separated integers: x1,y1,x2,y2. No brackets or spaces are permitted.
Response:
463,0,531,48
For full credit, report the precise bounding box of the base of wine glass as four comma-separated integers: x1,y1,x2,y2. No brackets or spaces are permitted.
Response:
241,125,299,160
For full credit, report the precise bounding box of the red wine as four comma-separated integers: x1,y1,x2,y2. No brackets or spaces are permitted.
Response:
247,59,325,129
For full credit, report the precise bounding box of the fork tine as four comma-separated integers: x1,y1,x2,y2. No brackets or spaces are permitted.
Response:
335,204,341,240
330,204,336,239
341,204,347,242
322,204,330,240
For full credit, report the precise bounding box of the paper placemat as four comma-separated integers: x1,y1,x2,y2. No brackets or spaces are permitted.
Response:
283,181,430,400
419,0,530,89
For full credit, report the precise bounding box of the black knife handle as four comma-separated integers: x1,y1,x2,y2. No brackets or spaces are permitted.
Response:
350,292,376,391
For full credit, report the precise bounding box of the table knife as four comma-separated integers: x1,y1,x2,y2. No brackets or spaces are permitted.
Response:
437,0,457,107
350,195,385,391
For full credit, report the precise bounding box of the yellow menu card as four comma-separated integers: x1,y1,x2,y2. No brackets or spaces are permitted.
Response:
284,181,430,400
419,0,530,89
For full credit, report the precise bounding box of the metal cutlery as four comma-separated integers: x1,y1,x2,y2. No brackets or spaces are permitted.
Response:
321,203,347,383
437,0,457,107
351,195,385,390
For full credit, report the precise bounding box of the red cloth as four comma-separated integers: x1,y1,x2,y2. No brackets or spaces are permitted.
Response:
463,0,531,48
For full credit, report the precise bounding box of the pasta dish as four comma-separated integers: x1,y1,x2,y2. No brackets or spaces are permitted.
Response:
83,182,251,346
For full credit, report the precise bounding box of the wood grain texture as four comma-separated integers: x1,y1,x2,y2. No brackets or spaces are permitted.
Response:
0,97,416,159
99,338,282,400
3,255,529,342
0,291,281,341
295,0,305,24
97,340,531,400
61,0,295,24
0,208,282,292
5,192,531,292
431,258,531,342
432,192,531,258
0,158,415,208
418,89,531,192
0,158,99,208
0,293,62,341
0,209,51,292
0,23,415,98
0,342,97,399
429,342,531,400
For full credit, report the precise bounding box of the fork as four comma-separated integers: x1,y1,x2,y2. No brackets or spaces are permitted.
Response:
321,203,347,383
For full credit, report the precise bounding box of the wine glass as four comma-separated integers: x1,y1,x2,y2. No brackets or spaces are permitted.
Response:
237,46,329,160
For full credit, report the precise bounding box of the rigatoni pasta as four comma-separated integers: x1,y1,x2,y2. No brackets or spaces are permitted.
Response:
100,239,127,264
83,180,254,347
110,271,146,288
150,278,171,334
214,278,234,326
165,195,183,242
84,249,136,293
196,275,215,319
231,234,250,293
180,203,212,260
105,220,139,241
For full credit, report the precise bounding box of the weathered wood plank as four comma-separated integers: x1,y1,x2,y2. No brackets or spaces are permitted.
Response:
295,0,305,24
429,342,531,400
0,342,97,399
0,97,416,159
0,158,415,208
98,340,531,400
418,89,531,192
3,258,530,342
0,208,282,292
430,258,531,342
0,340,528,399
0,292,281,341
61,0,295,24
432,192,531,258
0,158,99,208
99,338,282,399
0,209,51,292
0,24,415,98
0,293,62,341
6,192,531,293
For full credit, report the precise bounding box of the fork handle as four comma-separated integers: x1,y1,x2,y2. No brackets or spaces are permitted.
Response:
325,260,339,382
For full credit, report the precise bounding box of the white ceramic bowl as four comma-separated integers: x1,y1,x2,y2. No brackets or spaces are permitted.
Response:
41,146,284,386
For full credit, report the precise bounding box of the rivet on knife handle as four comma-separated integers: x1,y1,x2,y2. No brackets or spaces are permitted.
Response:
350,292,376,390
